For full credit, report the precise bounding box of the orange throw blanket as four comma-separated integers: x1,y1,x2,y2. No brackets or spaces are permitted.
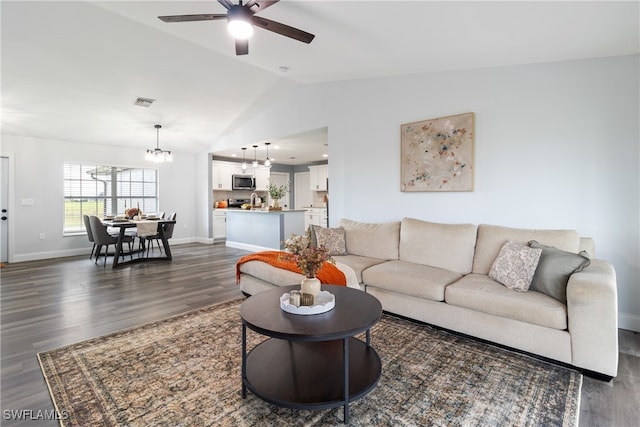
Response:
236,251,347,286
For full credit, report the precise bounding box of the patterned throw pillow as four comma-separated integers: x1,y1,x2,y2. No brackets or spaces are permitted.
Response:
489,240,542,292
313,226,347,256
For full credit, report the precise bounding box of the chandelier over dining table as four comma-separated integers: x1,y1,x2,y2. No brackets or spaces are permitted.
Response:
146,124,173,163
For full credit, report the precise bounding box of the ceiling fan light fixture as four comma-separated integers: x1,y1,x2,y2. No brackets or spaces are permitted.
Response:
227,6,253,39
158,1,315,56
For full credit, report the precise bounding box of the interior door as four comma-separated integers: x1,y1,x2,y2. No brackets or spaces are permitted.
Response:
269,172,291,208
294,172,312,210
0,157,9,263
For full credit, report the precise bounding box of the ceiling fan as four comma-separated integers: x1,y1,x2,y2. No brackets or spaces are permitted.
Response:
158,0,315,55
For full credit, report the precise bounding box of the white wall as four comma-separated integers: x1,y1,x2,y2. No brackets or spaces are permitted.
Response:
209,55,640,331
3,56,638,331
1,135,200,262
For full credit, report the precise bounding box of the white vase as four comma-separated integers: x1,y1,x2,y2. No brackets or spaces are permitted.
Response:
301,277,321,297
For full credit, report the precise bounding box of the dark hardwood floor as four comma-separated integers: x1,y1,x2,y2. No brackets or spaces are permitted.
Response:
1,242,638,426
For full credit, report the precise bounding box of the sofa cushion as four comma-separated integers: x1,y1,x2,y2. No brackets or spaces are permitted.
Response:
399,217,477,274
472,224,580,275
579,237,595,258
489,240,542,292
239,260,303,286
332,254,387,284
445,274,568,330
339,219,400,260
363,260,463,302
238,259,362,289
528,240,591,304
313,225,347,255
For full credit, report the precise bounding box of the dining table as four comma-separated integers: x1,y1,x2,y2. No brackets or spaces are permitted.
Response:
101,218,177,268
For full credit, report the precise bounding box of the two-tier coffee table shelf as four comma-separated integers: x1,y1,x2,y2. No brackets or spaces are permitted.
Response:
240,284,382,423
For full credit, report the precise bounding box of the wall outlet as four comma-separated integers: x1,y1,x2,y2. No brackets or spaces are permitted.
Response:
21,198,35,206
39,233,45,240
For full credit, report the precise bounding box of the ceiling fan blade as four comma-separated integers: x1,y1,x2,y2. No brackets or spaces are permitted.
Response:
245,0,279,13
252,16,315,44
235,39,249,55
217,0,235,10
158,14,226,23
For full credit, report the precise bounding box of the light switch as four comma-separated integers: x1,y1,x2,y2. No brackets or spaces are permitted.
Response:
21,199,35,206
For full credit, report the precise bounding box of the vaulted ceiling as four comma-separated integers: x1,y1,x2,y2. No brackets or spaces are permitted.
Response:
2,1,638,163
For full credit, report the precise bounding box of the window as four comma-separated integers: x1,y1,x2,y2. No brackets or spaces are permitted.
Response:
63,163,158,234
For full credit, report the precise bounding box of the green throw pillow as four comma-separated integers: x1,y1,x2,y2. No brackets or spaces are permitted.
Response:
528,240,591,304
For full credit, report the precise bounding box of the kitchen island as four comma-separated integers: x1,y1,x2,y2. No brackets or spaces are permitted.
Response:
225,209,305,252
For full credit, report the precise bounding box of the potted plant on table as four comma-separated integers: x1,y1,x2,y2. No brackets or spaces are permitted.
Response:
282,229,333,297
267,181,289,211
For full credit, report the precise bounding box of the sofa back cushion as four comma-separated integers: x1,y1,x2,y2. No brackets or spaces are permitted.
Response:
579,237,596,258
339,218,400,260
399,217,477,274
472,224,580,275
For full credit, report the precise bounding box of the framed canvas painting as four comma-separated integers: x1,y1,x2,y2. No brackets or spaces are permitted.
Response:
401,112,474,192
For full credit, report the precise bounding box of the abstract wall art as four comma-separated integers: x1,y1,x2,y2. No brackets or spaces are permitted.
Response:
401,112,474,192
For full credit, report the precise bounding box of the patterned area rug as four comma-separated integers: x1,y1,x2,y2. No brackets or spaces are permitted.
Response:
38,299,581,426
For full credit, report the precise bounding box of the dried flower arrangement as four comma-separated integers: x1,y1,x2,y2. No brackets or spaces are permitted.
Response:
282,229,333,278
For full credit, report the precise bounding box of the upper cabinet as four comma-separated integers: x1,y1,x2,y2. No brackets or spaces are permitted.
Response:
254,168,270,191
309,165,328,191
212,161,243,190
212,160,270,191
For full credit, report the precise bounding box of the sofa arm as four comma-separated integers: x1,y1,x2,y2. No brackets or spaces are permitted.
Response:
566,259,618,377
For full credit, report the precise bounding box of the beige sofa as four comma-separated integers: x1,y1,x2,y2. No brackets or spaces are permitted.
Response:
237,217,618,379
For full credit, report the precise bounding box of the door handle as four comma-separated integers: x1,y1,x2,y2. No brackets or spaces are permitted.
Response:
1,216,7,221
1,209,6,213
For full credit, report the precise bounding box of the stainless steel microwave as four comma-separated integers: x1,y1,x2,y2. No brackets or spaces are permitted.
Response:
232,174,256,190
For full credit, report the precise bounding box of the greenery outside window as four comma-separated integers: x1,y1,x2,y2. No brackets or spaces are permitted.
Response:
64,163,158,234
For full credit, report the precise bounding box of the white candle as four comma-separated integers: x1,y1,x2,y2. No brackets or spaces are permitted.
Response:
289,290,301,307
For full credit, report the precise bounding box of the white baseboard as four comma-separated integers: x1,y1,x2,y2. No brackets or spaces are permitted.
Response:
169,237,212,245
12,248,89,263
194,237,215,244
619,312,640,332
225,240,274,252
9,237,213,263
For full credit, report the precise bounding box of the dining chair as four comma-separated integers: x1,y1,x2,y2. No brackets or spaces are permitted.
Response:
89,216,133,267
83,214,120,260
132,212,162,252
144,212,176,256
83,215,96,260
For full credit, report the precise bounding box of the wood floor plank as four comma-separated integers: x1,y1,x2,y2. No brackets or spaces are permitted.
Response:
1,242,638,426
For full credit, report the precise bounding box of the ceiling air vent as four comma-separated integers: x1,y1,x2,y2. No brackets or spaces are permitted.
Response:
133,97,155,107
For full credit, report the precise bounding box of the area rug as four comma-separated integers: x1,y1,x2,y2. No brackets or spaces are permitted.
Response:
38,299,581,426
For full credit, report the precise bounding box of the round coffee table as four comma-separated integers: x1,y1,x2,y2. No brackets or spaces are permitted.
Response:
240,284,382,424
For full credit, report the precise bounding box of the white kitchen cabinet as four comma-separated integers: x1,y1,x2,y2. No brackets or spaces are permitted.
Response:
308,165,328,191
213,210,227,240
212,162,234,190
254,168,270,191
212,161,244,190
304,208,327,229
